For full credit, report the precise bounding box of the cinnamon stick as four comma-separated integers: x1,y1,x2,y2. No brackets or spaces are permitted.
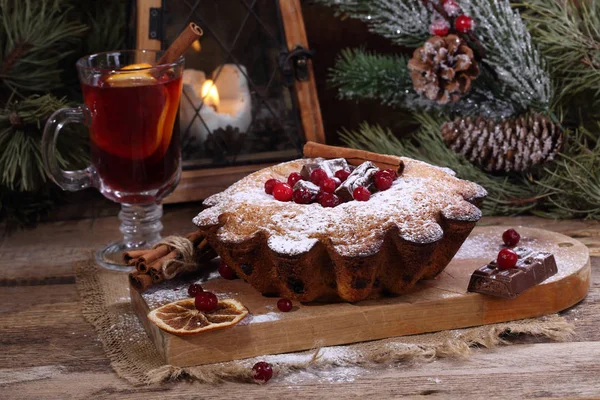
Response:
303,141,405,175
129,272,153,293
185,230,205,246
157,22,203,66
123,249,149,265
136,245,171,273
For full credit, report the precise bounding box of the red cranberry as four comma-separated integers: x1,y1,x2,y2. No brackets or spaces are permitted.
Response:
455,15,474,33
292,188,313,204
319,192,341,208
374,172,394,191
218,260,237,280
316,191,325,203
187,283,204,297
334,169,351,182
497,248,518,270
195,291,218,312
264,179,281,195
287,172,303,188
319,177,337,193
252,361,273,383
309,168,328,185
502,229,521,247
430,19,450,36
272,183,293,202
277,298,293,312
353,186,371,201
383,168,397,179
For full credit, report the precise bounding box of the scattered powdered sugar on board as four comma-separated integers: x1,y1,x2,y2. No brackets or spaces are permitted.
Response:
247,312,281,324
193,158,487,257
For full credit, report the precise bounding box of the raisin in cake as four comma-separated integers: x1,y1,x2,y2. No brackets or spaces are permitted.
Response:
193,157,486,302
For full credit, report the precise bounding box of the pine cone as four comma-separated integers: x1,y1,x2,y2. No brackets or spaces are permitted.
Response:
441,113,563,173
408,35,479,104
204,125,245,158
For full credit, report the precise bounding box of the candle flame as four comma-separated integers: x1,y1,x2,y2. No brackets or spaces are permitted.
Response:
192,39,201,52
201,79,219,110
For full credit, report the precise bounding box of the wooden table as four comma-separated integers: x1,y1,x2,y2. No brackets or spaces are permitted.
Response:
1,207,599,399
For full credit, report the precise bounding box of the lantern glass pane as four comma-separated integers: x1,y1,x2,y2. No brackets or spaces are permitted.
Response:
163,0,304,169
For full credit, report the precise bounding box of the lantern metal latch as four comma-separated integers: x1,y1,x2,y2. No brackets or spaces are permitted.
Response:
279,45,314,87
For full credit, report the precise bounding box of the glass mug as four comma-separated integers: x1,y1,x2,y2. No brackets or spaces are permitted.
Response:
42,50,184,271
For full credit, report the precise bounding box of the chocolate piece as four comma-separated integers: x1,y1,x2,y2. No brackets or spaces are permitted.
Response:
300,158,349,181
293,180,320,198
300,163,322,181
322,158,349,175
467,248,558,299
335,161,379,202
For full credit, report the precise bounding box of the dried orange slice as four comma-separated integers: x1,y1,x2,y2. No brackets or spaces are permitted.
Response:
148,298,248,336
106,63,156,87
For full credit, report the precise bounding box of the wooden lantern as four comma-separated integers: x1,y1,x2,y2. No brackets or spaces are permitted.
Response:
130,0,324,203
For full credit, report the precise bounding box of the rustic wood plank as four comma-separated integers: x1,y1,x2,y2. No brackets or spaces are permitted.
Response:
2,341,600,398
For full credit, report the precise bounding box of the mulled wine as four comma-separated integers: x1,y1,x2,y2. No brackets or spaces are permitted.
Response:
82,73,182,203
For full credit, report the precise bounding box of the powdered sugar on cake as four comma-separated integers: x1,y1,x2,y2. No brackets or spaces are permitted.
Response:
193,158,487,257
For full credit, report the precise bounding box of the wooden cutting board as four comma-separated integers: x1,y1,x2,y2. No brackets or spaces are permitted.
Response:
130,226,590,367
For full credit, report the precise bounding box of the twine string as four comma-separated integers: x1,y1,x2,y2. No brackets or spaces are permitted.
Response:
153,235,197,279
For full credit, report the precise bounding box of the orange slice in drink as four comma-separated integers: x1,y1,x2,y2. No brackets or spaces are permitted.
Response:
105,63,157,87
148,298,248,336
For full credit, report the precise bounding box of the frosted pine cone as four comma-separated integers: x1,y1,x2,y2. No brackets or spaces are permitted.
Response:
408,35,479,104
441,113,563,173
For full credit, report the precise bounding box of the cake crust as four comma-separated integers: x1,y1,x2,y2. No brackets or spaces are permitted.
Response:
193,157,486,302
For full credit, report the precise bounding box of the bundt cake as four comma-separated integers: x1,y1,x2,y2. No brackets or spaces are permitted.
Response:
193,153,486,302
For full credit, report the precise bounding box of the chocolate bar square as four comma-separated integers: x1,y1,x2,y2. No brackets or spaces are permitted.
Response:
467,248,558,299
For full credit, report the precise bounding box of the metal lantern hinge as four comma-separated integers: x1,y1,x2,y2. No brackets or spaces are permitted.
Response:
279,45,314,87
148,7,163,41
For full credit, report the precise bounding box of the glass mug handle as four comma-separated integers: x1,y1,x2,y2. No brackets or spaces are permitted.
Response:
42,105,96,191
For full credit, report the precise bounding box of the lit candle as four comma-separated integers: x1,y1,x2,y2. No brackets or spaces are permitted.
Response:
180,65,252,145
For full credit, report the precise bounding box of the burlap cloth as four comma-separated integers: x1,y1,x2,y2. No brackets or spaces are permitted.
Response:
75,259,575,386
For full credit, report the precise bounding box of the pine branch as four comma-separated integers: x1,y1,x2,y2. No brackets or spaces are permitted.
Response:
330,48,413,106
0,0,87,94
0,94,88,192
519,0,600,103
311,0,432,47
460,0,552,112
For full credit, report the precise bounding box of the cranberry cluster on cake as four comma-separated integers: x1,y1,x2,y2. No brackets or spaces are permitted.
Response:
193,157,487,302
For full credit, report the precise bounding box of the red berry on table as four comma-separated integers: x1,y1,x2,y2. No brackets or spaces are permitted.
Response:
292,188,313,204
319,192,341,208
455,15,474,33
252,361,273,383
374,171,394,191
195,291,218,312
442,0,461,17
218,260,237,280
502,229,521,247
353,186,371,202
430,19,450,37
497,248,518,270
309,168,328,185
287,172,303,188
319,177,337,193
334,169,351,182
277,298,293,312
272,183,293,202
264,178,281,195
187,283,204,297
